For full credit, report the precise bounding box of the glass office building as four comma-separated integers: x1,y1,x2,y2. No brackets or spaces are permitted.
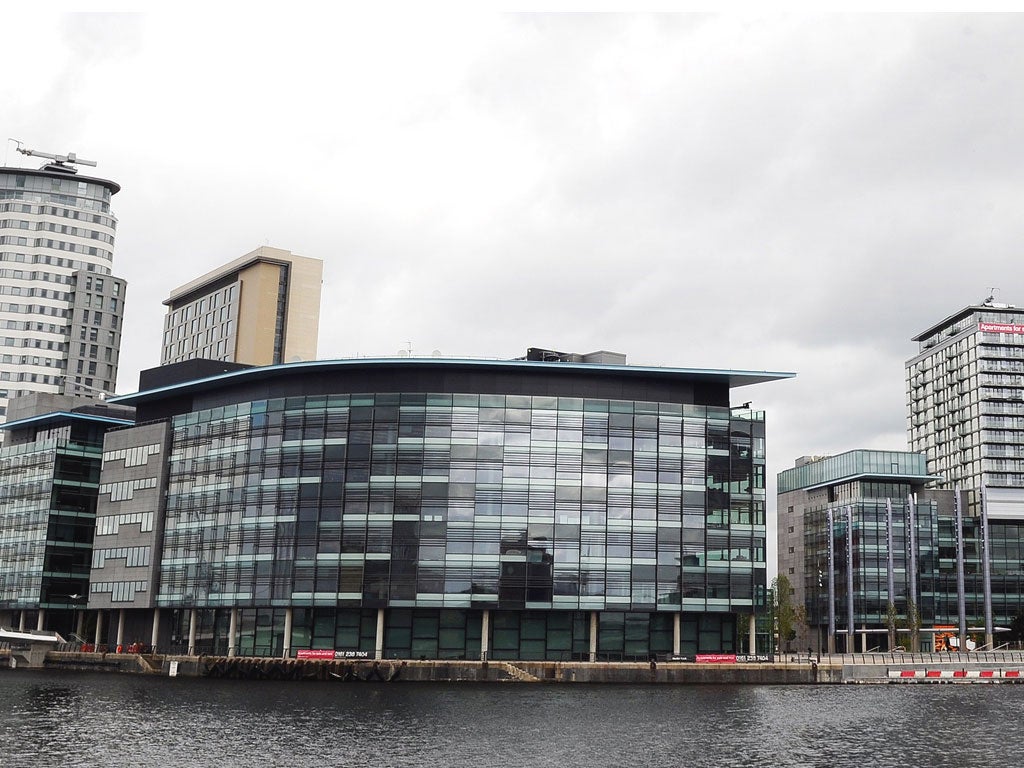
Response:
0,403,133,636
779,450,1024,652
96,357,792,660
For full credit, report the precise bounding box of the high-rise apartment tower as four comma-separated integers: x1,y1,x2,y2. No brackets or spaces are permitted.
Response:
0,147,126,421
907,298,1024,517
161,246,322,367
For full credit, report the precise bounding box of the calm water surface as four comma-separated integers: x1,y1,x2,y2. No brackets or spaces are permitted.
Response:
1,670,1023,767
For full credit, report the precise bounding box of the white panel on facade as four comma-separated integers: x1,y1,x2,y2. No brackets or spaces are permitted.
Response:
985,487,1024,520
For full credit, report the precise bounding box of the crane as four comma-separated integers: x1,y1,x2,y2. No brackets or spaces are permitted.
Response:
16,146,97,169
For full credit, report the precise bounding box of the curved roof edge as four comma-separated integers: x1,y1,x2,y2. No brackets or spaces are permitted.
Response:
110,357,795,406
0,165,121,195
0,411,133,432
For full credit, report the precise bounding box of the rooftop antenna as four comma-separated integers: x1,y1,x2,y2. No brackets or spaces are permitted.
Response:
5,138,23,167
983,287,999,305
16,145,97,173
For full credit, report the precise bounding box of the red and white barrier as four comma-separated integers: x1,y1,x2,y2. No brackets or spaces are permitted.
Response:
888,668,1024,681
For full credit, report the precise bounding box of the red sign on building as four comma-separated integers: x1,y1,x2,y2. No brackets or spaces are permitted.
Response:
979,322,1024,335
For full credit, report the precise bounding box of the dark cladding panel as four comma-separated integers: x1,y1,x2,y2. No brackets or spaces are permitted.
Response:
131,362,729,422
139,359,253,391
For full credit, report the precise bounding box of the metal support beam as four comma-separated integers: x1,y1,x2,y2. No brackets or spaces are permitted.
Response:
480,609,490,661
187,608,197,656
981,483,994,648
827,508,835,654
374,608,385,660
955,486,968,649
283,607,293,658
227,608,237,658
151,608,161,652
846,507,855,653
589,611,598,662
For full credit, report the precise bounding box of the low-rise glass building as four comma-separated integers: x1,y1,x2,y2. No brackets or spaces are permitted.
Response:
0,398,133,636
92,356,791,660
779,450,1024,652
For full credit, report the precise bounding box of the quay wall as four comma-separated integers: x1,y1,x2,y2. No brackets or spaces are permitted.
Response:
31,652,1024,684
35,652,842,684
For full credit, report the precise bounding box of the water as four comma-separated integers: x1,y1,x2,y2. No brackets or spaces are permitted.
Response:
2,671,1024,767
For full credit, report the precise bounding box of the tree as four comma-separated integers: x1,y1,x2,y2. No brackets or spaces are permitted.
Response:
1009,613,1024,646
903,599,922,652
771,574,804,653
885,601,899,651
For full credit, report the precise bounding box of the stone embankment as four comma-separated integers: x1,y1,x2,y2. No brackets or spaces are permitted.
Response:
11,650,1024,684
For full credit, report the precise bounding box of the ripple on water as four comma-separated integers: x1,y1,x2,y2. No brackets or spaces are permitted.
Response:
2,673,1024,767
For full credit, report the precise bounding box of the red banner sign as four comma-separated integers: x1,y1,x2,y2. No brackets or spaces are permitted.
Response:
296,649,336,660
979,322,1024,335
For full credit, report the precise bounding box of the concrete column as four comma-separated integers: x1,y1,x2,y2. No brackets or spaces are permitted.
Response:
748,613,756,655
94,610,104,647
18,610,26,631
151,608,161,652
227,608,237,658
480,609,490,661
374,607,385,660
116,609,126,648
187,608,198,656
588,611,598,662
860,624,867,653
282,607,293,658
36,609,45,632
674,613,682,656
75,610,85,639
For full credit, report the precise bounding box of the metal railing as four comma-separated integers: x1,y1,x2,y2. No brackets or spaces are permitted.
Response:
778,650,1024,665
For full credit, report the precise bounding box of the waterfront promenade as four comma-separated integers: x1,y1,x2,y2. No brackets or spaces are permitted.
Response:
9,647,1024,684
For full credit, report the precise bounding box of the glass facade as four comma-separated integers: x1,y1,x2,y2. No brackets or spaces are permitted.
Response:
0,415,117,634
783,453,1024,652
152,388,768,659
778,451,930,494
0,166,123,421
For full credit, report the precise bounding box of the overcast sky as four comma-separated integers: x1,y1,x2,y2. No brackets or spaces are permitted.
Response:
4,11,1022,564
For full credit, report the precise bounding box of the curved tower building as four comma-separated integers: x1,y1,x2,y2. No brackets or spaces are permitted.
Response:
0,148,126,421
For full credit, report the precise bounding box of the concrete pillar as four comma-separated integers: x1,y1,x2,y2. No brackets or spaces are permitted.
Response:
674,613,682,656
151,608,161,652
36,608,45,632
18,610,26,631
282,607,293,658
860,624,867,653
94,610,104,647
227,608,238,658
75,610,85,639
480,609,490,661
748,613,756,655
116,609,126,648
374,608,385,660
188,608,198,656
589,611,598,662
